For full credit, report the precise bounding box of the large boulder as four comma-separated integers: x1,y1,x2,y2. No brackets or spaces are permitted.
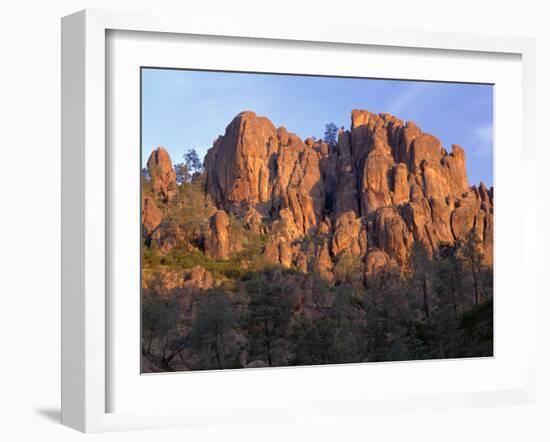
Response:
146,146,177,200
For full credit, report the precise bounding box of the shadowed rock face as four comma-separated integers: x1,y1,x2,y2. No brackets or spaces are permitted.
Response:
146,110,493,284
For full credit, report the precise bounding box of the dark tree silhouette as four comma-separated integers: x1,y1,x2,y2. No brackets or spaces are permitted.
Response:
462,231,485,306
323,122,338,145
189,289,235,369
244,276,292,366
183,149,204,175
142,294,180,356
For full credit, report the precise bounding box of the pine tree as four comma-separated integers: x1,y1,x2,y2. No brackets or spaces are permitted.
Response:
323,122,338,145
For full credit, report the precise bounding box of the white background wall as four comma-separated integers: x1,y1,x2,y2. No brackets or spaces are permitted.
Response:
0,1,547,441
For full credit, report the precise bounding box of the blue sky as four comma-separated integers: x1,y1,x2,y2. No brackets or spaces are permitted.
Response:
142,69,493,186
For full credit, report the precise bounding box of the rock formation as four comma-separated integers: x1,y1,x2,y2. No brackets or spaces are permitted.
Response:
182,265,214,290
204,112,325,237
144,109,493,285
146,146,177,200
141,194,162,238
205,210,231,260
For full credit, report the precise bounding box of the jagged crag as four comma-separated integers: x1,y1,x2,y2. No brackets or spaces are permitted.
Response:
141,110,493,373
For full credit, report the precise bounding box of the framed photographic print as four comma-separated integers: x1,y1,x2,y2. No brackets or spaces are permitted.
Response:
61,9,537,432
139,68,494,374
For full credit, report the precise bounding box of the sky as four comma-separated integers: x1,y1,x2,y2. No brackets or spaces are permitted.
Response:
141,68,493,186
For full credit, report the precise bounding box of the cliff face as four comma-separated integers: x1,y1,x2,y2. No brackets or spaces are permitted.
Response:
143,109,493,284
202,110,493,279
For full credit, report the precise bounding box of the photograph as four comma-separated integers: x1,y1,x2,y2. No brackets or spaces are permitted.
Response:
140,68,494,373
2,1,546,439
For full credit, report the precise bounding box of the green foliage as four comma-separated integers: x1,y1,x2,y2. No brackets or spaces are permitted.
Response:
162,249,244,277
169,181,211,229
146,247,273,282
142,245,161,267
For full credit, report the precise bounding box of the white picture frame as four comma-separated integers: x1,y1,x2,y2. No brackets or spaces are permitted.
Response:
61,9,537,433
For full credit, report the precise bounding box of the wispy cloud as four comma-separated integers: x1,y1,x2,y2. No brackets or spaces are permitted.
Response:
471,124,493,157
386,82,429,117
